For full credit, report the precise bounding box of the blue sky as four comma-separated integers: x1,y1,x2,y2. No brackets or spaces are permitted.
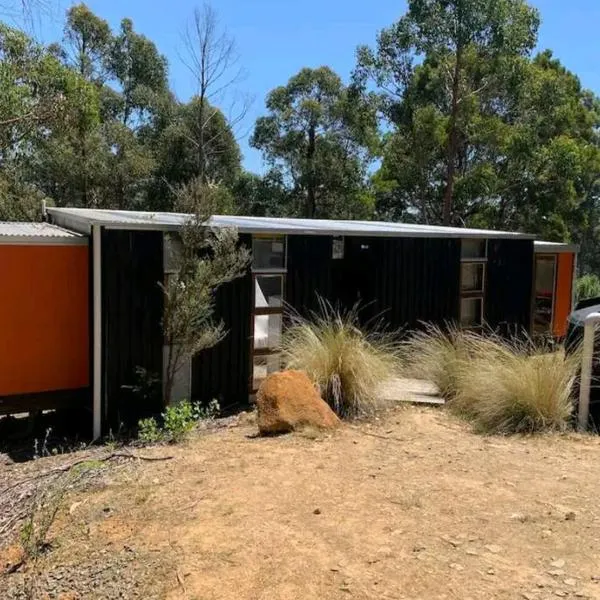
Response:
23,0,600,173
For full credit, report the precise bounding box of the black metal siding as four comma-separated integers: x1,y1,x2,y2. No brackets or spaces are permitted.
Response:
101,229,164,431
285,234,461,330
485,239,534,334
191,234,253,411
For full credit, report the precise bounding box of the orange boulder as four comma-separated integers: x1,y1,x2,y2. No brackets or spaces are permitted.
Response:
256,370,341,435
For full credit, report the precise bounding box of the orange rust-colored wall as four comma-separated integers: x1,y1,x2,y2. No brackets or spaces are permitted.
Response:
0,244,89,397
553,252,575,338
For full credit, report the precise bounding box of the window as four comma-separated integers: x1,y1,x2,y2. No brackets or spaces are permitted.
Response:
252,236,286,271
460,263,485,294
460,239,487,329
533,255,557,334
460,298,483,328
251,235,286,392
255,275,283,308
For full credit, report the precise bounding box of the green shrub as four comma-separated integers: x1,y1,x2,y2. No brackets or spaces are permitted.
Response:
138,417,163,444
576,273,600,301
280,300,402,419
137,399,220,444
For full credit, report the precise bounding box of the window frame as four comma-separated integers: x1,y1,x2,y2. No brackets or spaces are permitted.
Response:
533,253,558,335
250,235,287,393
459,239,487,329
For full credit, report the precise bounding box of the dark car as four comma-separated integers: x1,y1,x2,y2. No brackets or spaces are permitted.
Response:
566,297,600,428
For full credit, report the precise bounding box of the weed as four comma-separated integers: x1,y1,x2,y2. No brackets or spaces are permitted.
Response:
137,399,221,444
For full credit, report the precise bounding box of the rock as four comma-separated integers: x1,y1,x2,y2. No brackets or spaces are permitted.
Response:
522,593,536,600
487,568,496,575
554,591,567,598
548,570,565,577
449,563,464,571
542,529,553,538
484,544,502,554
564,511,576,521
551,559,566,569
465,548,479,556
563,578,577,586
256,370,341,435
313,508,321,515
511,513,527,522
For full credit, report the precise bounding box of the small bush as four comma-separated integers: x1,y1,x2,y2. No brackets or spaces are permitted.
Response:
138,417,163,444
455,341,580,434
137,399,220,444
404,324,581,434
280,300,402,419
576,273,600,302
401,323,468,399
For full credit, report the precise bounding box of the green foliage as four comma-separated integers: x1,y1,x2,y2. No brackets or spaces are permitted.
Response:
355,0,600,241
137,417,162,444
280,300,402,419
137,399,220,444
576,274,600,302
251,66,379,218
161,180,250,404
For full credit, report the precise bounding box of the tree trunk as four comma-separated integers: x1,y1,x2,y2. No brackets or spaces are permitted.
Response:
442,48,462,226
306,123,316,218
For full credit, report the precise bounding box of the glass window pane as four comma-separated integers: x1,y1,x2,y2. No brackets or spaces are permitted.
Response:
253,354,281,390
461,239,487,259
535,256,556,297
460,297,483,327
255,275,283,308
252,237,285,270
534,297,553,333
461,263,484,293
254,313,282,350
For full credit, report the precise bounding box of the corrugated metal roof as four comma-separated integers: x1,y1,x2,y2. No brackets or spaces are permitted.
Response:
0,221,85,244
47,207,535,239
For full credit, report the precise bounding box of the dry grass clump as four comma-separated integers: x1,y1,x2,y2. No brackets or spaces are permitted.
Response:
403,325,581,434
280,301,402,419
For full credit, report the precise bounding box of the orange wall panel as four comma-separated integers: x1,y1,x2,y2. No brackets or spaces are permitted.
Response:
0,245,89,396
553,252,575,338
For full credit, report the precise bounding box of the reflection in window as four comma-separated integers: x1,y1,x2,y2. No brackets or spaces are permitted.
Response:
461,263,485,293
252,237,285,271
254,314,282,350
255,275,283,308
534,256,556,334
460,297,483,327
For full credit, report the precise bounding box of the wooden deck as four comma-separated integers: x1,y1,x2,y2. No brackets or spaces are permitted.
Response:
378,377,444,406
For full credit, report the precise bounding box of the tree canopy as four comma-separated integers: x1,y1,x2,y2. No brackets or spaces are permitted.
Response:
1,1,600,274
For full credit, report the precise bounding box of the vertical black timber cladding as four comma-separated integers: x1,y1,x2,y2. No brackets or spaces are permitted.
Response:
485,238,534,335
343,236,461,329
285,234,461,330
101,229,164,431
191,234,252,411
286,235,336,316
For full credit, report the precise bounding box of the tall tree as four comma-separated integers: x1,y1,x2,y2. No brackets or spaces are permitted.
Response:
251,66,378,218
356,0,539,224
150,97,242,210
181,3,249,186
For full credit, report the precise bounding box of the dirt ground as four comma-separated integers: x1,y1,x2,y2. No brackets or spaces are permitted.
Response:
2,404,600,599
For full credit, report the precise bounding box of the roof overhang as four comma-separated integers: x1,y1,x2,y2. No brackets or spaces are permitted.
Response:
534,241,579,254
46,207,537,240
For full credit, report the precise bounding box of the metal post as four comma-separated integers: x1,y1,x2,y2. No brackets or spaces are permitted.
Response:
92,225,102,440
578,312,600,431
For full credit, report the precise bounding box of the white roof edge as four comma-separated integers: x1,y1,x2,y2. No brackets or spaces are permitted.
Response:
534,241,579,253
46,207,537,240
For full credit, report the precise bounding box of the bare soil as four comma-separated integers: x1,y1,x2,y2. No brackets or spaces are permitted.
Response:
2,405,600,599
